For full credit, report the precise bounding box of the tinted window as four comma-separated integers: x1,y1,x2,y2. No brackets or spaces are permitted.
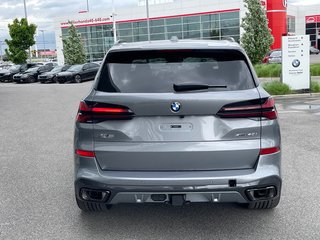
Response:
38,66,48,71
89,63,99,68
68,65,83,72
50,66,64,73
83,64,90,69
25,67,39,73
97,50,255,93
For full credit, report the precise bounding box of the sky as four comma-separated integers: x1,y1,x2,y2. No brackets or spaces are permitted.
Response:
0,0,320,50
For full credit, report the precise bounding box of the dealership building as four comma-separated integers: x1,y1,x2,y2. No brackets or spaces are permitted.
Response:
54,0,320,64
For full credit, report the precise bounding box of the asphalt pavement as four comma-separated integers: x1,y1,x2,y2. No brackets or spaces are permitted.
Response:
0,82,320,240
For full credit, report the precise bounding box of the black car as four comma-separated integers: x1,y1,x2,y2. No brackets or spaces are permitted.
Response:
13,65,54,83
56,63,100,83
0,63,40,82
38,65,70,83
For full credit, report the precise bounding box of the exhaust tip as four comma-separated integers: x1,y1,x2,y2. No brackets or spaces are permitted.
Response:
246,186,276,201
80,188,110,202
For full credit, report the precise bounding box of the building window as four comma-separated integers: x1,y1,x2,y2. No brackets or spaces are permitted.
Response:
287,16,295,34
61,10,240,62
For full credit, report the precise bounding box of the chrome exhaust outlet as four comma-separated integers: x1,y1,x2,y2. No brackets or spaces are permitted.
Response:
246,186,276,201
80,188,110,202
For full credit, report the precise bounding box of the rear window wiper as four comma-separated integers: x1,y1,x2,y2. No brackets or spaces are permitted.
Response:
173,84,227,92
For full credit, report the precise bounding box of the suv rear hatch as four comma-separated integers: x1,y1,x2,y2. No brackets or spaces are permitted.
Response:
88,49,262,171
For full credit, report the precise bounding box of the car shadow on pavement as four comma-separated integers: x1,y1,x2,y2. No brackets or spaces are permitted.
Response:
76,203,280,239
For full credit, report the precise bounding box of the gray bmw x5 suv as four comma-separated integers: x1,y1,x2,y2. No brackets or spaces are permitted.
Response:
74,39,281,211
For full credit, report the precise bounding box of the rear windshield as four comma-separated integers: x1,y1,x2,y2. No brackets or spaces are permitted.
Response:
97,50,255,93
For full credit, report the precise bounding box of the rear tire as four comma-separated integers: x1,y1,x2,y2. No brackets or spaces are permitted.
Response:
242,196,280,210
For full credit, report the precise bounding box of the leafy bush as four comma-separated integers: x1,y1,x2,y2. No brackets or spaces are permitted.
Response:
263,81,291,95
254,64,281,78
310,64,320,76
255,64,320,77
311,81,320,93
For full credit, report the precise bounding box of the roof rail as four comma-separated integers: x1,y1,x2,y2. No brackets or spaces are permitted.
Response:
221,36,236,42
115,39,127,45
170,36,179,42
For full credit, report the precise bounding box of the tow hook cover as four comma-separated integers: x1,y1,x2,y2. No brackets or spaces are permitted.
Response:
170,194,186,206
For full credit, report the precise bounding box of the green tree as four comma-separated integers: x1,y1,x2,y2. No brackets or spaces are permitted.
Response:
241,0,273,64
62,23,86,65
5,18,37,64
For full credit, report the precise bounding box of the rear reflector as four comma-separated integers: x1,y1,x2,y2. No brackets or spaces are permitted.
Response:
75,149,95,157
260,147,280,155
217,97,277,120
76,101,134,123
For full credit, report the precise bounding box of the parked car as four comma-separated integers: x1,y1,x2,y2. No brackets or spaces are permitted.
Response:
13,64,54,83
56,63,100,83
0,65,20,82
262,49,281,64
310,46,320,55
74,40,282,211
44,62,58,68
0,64,13,70
0,63,41,82
38,65,70,83
267,49,282,64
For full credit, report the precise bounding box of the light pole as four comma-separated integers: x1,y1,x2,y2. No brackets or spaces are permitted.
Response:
112,0,117,43
39,30,46,59
146,0,150,42
0,41,3,62
86,0,89,12
23,0,28,19
0,29,4,62
23,0,32,62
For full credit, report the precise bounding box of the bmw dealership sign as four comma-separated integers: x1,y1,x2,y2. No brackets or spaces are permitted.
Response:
282,35,310,90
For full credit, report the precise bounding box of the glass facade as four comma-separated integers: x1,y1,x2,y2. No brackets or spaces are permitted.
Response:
61,11,240,62
306,22,320,48
287,16,295,34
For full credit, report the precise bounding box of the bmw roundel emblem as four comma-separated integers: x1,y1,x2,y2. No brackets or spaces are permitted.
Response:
292,59,300,68
171,102,181,112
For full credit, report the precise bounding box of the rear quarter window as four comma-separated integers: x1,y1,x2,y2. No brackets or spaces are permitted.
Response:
97,49,256,93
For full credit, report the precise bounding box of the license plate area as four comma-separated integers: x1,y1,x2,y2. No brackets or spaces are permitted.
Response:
159,123,193,131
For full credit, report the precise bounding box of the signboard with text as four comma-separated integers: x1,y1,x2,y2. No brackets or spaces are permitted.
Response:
282,35,310,90
306,15,320,23
60,17,111,28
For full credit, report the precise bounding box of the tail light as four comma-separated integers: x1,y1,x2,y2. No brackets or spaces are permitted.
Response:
260,147,280,155
217,97,277,120
75,149,95,157
76,101,134,123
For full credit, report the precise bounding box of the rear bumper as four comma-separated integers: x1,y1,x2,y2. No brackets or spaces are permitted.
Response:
13,77,29,83
74,152,281,204
39,77,50,83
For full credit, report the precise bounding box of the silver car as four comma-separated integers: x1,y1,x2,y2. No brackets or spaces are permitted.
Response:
74,39,281,211
268,50,282,64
